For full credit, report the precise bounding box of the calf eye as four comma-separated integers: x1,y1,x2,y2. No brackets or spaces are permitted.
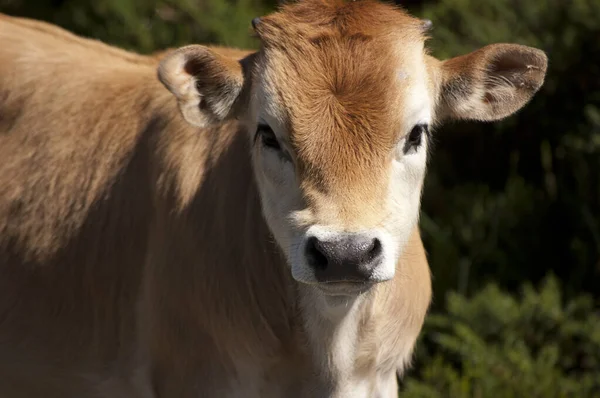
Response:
256,124,281,151
403,124,428,154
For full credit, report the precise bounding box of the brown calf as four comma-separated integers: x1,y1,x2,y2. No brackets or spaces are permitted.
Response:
0,1,547,397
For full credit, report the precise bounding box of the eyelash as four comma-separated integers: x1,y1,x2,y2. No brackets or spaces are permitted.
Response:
255,123,428,157
256,124,281,151
403,124,429,154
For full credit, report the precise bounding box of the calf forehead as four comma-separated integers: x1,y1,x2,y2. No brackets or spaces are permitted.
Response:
256,1,427,193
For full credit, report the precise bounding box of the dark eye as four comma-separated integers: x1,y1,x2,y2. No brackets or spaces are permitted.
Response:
403,124,428,154
256,124,281,151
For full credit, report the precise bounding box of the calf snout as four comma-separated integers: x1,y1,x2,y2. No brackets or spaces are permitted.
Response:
305,234,383,283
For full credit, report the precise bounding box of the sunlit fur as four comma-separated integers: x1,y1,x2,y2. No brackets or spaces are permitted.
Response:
251,0,434,286
0,0,547,396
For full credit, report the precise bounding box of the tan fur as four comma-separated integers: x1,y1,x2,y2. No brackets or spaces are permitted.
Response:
254,0,425,226
0,1,546,397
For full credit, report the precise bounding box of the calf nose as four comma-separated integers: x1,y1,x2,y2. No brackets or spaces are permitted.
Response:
305,234,383,283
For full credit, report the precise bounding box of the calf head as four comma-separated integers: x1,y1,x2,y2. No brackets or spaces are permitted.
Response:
159,0,547,296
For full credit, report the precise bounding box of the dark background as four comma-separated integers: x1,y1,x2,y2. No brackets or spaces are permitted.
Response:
1,0,598,396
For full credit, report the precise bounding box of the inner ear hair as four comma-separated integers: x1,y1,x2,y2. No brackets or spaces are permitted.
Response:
158,45,247,127
485,44,547,97
440,43,548,122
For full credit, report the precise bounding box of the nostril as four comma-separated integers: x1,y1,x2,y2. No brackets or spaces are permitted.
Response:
306,237,328,270
367,238,382,262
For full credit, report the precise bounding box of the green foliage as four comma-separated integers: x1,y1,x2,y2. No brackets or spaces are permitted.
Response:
414,0,600,301
401,275,600,398
0,0,274,52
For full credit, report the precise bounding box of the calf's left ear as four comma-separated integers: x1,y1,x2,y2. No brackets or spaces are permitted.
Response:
437,43,548,122
158,45,247,128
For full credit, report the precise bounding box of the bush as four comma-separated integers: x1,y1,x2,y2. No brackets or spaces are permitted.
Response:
0,0,274,52
401,274,600,397
415,0,600,302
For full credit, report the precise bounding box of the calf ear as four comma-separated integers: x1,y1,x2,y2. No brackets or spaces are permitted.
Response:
437,43,548,122
158,45,246,128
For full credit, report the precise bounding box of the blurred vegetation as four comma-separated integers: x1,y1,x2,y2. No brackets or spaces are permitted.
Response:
401,275,600,397
1,0,598,396
418,0,600,305
0,0,275,51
